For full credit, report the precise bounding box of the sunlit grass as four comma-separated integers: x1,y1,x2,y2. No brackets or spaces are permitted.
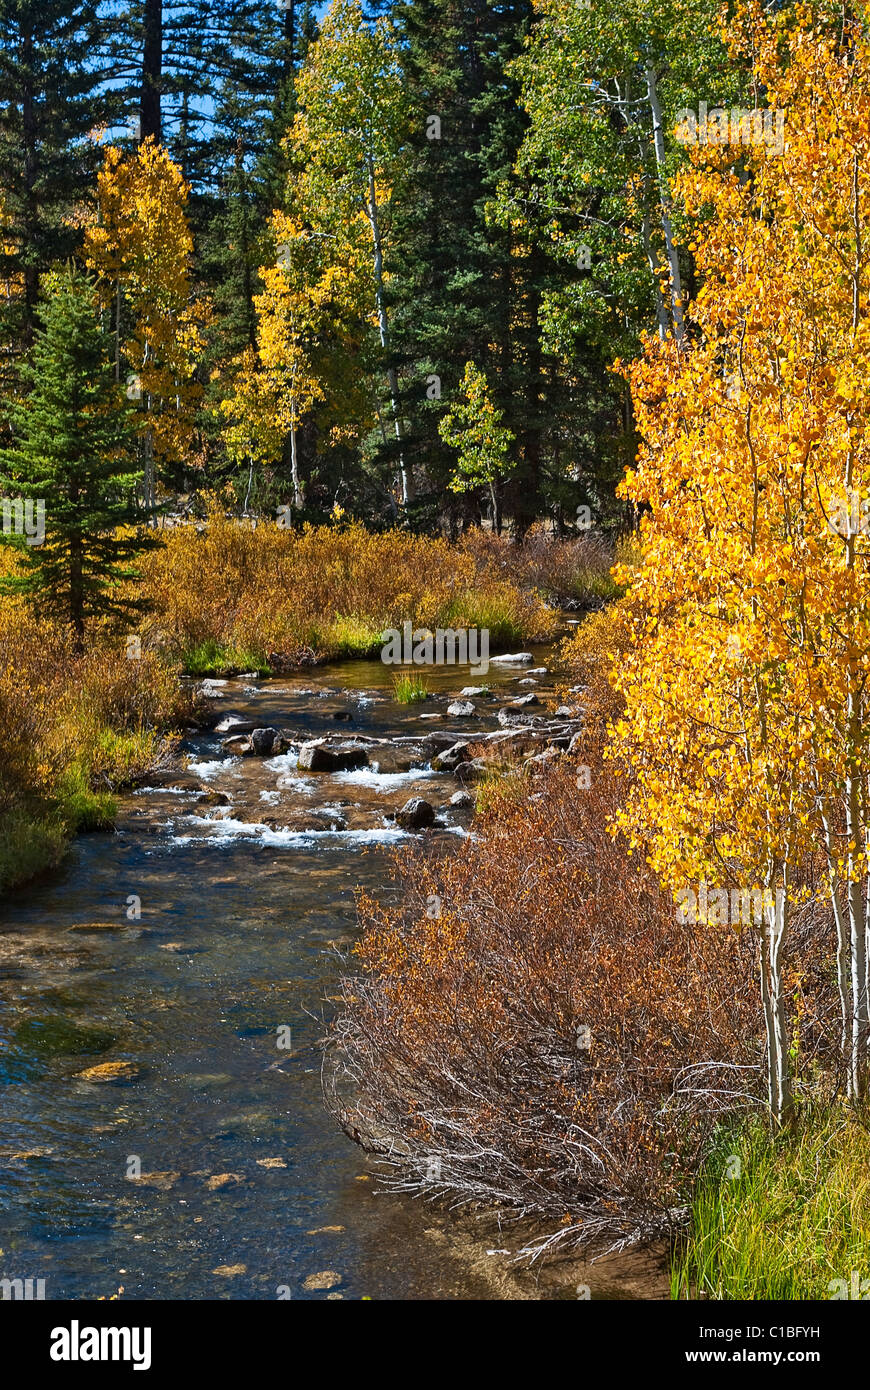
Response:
672,1110,870,1300
392,671,429,704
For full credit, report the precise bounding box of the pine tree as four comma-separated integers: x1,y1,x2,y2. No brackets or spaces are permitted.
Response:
387,0,573,534
0,0,110,363
0,271,157,644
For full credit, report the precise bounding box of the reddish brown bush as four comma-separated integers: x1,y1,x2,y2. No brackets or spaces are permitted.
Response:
327,760,765,1257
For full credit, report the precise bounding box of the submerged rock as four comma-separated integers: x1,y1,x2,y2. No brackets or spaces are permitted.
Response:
67,921,125,933
197,788,231,806
75,1061,141,1084
303,1270,342,1291
204,1172,244,1191
132,1171,180,1190
395,797,436,830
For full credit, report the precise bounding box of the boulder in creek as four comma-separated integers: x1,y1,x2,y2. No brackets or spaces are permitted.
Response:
250,727,279,756
297,740,369,772
460,686,489,697
395,797,436,830
420,731,461,758
446,700,476,717
454,758,489,783
449,789,475,808
489,652,534,665
222,735,253,755
214,717,256,735
497,707,545,728
432,741,471,772
510,692,540,707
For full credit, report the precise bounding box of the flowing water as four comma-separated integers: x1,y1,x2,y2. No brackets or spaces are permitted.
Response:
2,646,613,1301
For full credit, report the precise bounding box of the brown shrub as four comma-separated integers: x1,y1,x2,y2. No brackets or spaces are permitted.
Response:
142,510,559,662
327,760,764,1257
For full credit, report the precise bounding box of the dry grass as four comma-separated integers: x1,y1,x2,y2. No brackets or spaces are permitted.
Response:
458,524,625,607
0,591,197,892
141,507,561,672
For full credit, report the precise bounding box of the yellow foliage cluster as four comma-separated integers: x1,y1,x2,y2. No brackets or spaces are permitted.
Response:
599,2,870,1114
83,139,204,471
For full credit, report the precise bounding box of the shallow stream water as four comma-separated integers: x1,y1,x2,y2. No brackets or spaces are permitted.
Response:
0,639,662,1299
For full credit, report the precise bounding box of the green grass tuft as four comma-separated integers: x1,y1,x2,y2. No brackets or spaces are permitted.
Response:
672,1110,870,1300
392,671,429,704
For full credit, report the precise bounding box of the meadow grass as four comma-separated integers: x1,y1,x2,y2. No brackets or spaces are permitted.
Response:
671,1110,870,1300
143,509,560,674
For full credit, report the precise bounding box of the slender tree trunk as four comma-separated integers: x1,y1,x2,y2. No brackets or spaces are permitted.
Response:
21,17,38,348
365,154,411,503
140,0,163,144
761,875,792,1127
645,65,685,344
822,820,854,1067
290,405,304,509
642,210,669,341
115,279,122,380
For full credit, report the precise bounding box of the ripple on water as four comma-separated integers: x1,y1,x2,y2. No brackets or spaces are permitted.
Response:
168,816,410,849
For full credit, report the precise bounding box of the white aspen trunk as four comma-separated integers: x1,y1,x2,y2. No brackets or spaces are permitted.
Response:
365,154,412,504
243,456,254,514
645,65,685,345
143,419,155,521
642,210,670,341
290,407,303,509
760,876,792,1126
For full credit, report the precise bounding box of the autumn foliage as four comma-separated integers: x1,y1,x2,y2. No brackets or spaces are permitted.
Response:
328,760,764,1255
